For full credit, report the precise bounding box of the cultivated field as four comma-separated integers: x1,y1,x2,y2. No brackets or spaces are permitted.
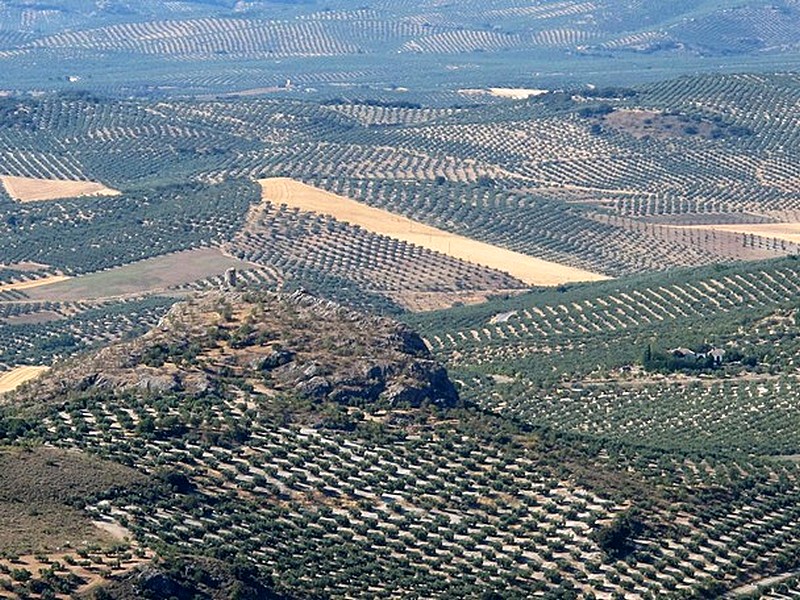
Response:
23,248,250,302
0,365,48,394
0,175,120,202
258,178,609,286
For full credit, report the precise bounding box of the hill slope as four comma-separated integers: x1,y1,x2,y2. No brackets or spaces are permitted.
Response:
1,289,800,598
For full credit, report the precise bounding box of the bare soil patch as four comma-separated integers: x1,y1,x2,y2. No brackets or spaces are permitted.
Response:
0,366,49,394
386,289,527,312
258,178,609,286
92,520,134,542
1,175,120,202
24,247,251,302
599,109,730,140
488,87,548,99
459,88,548,99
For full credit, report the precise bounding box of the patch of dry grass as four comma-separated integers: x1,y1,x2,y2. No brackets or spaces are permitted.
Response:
0,175,120,202
0,366,49,394
24,248,250,302
0,447,147,554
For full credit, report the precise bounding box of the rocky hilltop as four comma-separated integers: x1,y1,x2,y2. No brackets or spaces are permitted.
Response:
0,290,462,599
16,290,458,412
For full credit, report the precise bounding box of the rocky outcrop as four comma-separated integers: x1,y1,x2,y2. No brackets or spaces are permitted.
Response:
98,555,290,600
14,290,459,411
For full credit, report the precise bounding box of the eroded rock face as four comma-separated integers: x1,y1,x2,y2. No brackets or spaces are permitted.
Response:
261,314,458,407
15,290,459,410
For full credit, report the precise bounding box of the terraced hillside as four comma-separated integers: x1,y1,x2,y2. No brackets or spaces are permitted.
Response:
2,290,800,599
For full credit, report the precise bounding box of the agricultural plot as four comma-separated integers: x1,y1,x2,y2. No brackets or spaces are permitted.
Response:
0,0,799,96
749,575,800,599
0,180,258,275
316,178,737,276
681,222,800,246
0,366,48,394
592,214,798,264
226,199,528,312
479,376,800,456
258,178,609,286
4,291,800,599
0,175,119,203
2,4,800,599
0,545,152,600
0,74,797,282
0,296,176,370
21,248,251,303
407,255,800,469
417,257,800,355
0,74,797,370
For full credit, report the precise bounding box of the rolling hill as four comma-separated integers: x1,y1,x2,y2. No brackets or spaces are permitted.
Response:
0,1,799,95
1,5,800,598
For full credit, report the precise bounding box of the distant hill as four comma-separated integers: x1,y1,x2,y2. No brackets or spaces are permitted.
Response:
0,0,798,94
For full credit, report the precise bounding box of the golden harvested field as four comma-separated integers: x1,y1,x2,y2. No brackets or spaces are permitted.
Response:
258,178,609,286
681,222,800,244
0,175,120,202
0,274,70,292
0,365,49,394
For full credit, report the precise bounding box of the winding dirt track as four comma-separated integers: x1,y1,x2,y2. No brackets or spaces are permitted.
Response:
0,275,71,292
258,178,609,286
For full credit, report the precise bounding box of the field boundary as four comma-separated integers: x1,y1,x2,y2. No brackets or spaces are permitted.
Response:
258,178,609,286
